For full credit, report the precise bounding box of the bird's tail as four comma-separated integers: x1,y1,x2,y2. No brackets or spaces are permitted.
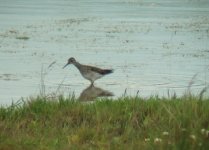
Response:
102,69,113,75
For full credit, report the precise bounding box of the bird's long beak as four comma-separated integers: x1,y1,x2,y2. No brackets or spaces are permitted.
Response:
63,63,69,69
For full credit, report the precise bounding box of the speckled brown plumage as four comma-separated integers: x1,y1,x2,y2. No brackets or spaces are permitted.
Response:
63,57,113,84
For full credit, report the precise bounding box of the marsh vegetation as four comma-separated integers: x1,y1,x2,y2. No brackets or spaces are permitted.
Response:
0,95,209,150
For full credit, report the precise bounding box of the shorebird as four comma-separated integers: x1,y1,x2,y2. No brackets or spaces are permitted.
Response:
79,84,114,101
63,57,113,85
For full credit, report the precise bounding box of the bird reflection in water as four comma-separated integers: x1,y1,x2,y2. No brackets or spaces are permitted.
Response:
78,85,114,102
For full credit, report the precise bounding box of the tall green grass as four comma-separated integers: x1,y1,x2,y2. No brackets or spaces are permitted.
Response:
0,95,209,150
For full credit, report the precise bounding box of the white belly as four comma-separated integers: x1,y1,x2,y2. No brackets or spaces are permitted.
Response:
81,72,103,82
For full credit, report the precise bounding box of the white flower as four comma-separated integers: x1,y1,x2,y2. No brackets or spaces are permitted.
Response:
201,129,206,135
190,134,196,141
144,138,150,142
162,131,169,136
200,129,209,137
154,138,162,144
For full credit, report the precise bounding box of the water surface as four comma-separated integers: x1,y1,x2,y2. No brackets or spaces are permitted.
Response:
0,0,209,105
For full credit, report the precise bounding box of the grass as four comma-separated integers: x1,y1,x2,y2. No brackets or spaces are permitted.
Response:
0,95,209,150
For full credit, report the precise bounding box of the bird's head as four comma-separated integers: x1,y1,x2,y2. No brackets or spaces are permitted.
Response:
63,57,76,68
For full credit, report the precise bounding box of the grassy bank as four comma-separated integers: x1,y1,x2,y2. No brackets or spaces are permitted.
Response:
0,96,209,150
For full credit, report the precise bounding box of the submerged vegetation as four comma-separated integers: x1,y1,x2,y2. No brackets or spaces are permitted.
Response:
0,95,209,150
15,36,30,40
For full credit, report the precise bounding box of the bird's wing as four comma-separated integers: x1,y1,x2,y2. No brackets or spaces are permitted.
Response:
90,66,113,75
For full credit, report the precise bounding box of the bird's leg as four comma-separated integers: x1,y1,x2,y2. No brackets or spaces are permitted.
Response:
90,81,94,87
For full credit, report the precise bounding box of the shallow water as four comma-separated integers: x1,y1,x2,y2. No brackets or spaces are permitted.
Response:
0,0,209,105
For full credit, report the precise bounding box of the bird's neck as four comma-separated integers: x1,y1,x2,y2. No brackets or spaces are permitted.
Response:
73,61,82,69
